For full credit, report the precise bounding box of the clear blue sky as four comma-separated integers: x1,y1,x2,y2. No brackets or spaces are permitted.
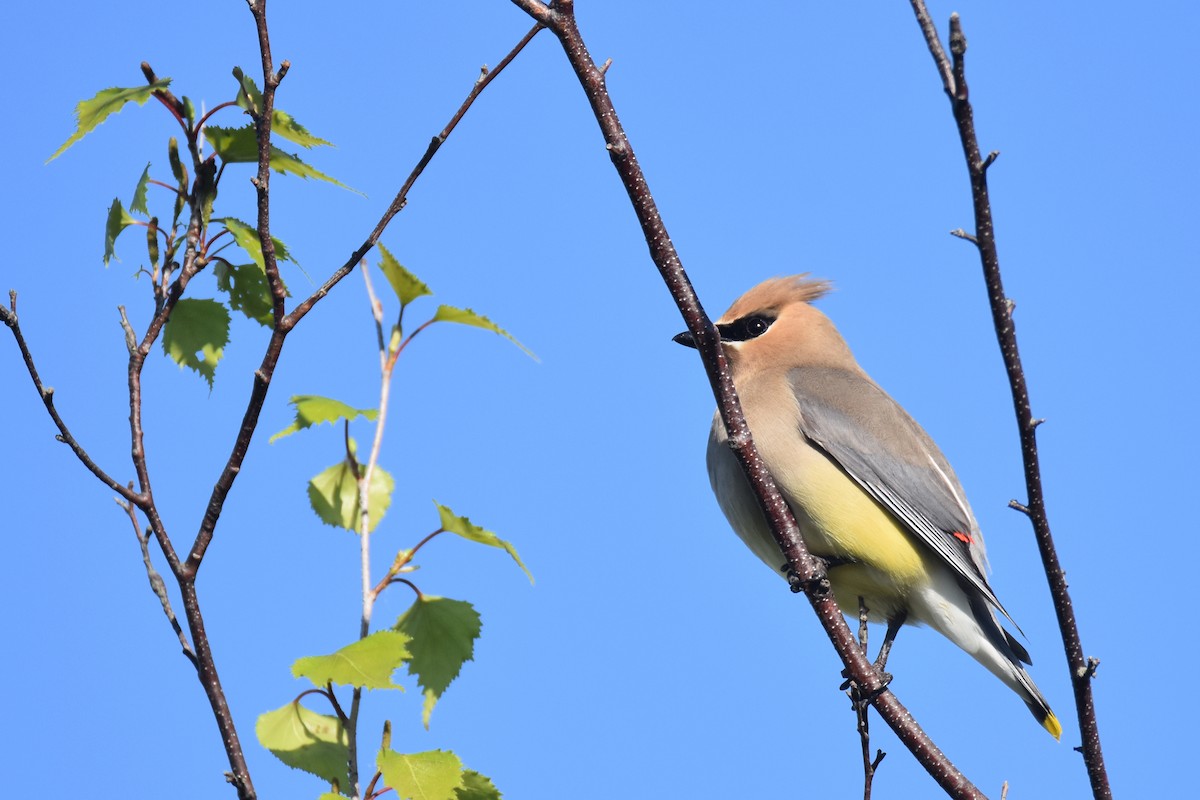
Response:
3,2,1195,797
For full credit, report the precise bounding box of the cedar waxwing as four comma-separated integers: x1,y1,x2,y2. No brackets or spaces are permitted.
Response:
674,275,1061,739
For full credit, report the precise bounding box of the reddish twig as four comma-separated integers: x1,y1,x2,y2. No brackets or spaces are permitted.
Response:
906,5,1111,798
509,2,982,796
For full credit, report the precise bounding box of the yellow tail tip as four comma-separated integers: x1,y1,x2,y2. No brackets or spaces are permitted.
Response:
1042,711,1062,741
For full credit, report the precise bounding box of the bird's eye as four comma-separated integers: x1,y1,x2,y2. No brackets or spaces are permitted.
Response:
718,314,775,342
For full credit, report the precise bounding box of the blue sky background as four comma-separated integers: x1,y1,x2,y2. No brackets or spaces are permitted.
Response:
2,2,1196,798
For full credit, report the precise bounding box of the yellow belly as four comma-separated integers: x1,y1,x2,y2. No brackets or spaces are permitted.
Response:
709,408,933,620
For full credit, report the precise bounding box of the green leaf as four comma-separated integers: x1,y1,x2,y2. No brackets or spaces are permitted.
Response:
205,125,356,192
214,261,285,327
395,597,481,729
161,298,230,389
215,217,295,271
292,630,411,690
232,69,334,148
271,395,378,443
317,794,347,800
48,79,171,162
432,306,535,360
434,503,533,584
456,771,502,800
232,66,263,117
309,461,394,532
205,124,258,162
377,244,431,308
256,702,350,789
104,198,136,266
272,108,335,149
130,163,152,216
269,146,359,192
377,750,464,800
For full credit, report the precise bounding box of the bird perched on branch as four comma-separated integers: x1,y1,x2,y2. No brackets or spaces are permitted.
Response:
674,275,1060,738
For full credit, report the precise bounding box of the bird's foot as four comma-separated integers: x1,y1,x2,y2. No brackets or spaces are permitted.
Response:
840,669,893,708
783,554,854,595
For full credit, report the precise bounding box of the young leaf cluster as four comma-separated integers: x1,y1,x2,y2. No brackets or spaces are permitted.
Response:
51,67,349,388
260,256,533,799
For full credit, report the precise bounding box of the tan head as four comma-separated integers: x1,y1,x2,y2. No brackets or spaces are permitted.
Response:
674,275,859,378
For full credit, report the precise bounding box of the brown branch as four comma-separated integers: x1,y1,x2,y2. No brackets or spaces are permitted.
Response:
510,1,983,796
907,5,1111,798
281,21,543,330
185,21,541,579
1,295,140,505
853,599,885,800
116,492,197,666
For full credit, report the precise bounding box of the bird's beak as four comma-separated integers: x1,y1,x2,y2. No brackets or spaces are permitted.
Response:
672,330,697,349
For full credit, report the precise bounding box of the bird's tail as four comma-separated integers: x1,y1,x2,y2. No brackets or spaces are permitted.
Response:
966,592,1062,740
912,572,1061,739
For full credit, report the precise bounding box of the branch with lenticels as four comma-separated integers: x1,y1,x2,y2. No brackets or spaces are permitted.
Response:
507,1,984,796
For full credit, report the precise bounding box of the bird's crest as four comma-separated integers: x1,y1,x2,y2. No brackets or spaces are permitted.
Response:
721,274,832,321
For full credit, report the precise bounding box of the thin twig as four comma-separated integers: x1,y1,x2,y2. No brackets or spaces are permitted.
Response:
360,261,387,368
280,21,543,329
0,298,140,504
186,23,539,576
906,5,1110,798
116,492,197,665
509,2,982,796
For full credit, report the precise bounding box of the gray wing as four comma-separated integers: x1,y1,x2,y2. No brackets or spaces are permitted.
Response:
788,366,1020,628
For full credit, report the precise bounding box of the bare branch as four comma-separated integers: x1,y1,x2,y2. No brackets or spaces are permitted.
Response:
186,22,541,578
1,297,140,504
514,2,983,795
116,493,197,665
281,21,543,330
907,5,1111,797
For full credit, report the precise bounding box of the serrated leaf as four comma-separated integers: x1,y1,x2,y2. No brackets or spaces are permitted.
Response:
317,794,347,800
435,503,532,584
456,771,502,800
272,108,334,149
130,163,152,215
256,702,350,789
205,125,258,162
48,79,171,162
270,146,359,192
395,597,481,729
309,461,394,532
215,217,295,271
377,244,431,308
233,68,333,148
271,395,378,443
205,125,356,192
377,750,464,800
215,261,286,326
232,66,263,117
104,198,136,266
161,298,230,389
292,630,411,690
432,306,535,360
